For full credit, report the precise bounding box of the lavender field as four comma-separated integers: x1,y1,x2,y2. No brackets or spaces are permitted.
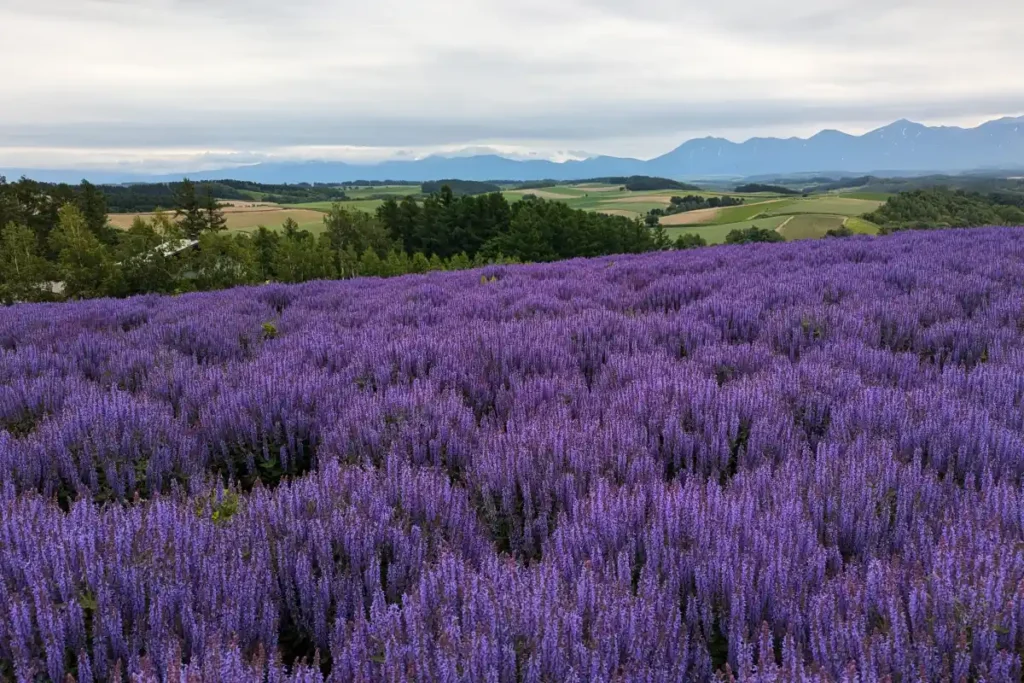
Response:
3,228,1024,681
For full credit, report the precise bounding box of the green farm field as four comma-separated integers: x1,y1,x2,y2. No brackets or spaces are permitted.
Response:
664,216,791,244
838,191,895,202
845,217,883,234
760,197,884,217
108,205,328,234
343,185,419,199
285,199,386,213
495,184,886,243
776,214,847,240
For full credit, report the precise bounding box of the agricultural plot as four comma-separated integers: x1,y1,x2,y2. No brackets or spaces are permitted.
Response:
664,215,790,243
659,199,786,226
839,191,895,202
761,196,883,216
343,185,419,199
776,214,847,240
845,216,882,234
4,228,1024,679
503,188,586,201
108,206,328,233
285,199,385,214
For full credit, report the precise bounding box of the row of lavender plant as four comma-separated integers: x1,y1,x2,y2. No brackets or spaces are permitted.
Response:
3,227,1024,681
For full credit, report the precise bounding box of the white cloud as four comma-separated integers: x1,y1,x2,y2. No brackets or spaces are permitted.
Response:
0,0,1022,170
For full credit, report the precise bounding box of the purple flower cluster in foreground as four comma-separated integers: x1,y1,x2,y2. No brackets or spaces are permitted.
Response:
4,228,1024,682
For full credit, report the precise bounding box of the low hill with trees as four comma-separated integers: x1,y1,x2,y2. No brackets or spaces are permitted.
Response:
863,188,1024,232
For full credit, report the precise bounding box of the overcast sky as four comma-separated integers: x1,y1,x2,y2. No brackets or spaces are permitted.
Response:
2,0,1023,171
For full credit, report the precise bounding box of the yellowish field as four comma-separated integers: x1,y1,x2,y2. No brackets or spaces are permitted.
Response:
505,189,581,200
574,184,625,192
109,208,326,232
600,194,677,205
659,207,723,225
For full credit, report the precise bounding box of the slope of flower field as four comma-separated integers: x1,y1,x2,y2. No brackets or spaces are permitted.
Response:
3,228,1024,681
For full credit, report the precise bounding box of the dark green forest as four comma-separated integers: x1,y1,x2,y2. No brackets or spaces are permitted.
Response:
0,177,664,304
96,180,353,212
864,188,1024,232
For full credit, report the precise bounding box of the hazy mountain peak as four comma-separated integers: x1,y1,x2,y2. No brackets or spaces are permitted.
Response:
6,116,1024,184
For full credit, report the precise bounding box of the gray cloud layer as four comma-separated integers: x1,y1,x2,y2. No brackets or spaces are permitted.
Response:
1,0,1022,167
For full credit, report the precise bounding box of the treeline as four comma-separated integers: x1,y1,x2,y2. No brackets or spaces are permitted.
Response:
335,180,419,188
655,194,744,217
377,187,659,262
0,178,666,304
213,180,351,205
863,188,1024,233
847,174,1024,197
513,176,703,192
592,176,702,192
83,180,352,213
421,179,501,196
734,184,801,195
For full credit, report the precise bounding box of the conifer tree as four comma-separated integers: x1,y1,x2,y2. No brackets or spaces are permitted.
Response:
204,188,227,232
174,178,206,239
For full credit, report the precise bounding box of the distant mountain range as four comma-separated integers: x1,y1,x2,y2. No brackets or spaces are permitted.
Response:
5,116,1024,184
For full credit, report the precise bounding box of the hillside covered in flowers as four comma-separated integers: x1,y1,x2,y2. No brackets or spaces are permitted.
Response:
3,228,1024,681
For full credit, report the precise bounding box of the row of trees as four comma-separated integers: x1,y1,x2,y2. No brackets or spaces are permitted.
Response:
646,195,745,224
74,179,354,213
376,189,660,261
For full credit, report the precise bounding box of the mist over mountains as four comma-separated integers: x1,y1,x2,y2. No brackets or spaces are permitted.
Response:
5,117,1024,184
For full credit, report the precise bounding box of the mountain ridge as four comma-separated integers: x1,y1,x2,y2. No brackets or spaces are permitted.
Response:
4,116,1023,184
